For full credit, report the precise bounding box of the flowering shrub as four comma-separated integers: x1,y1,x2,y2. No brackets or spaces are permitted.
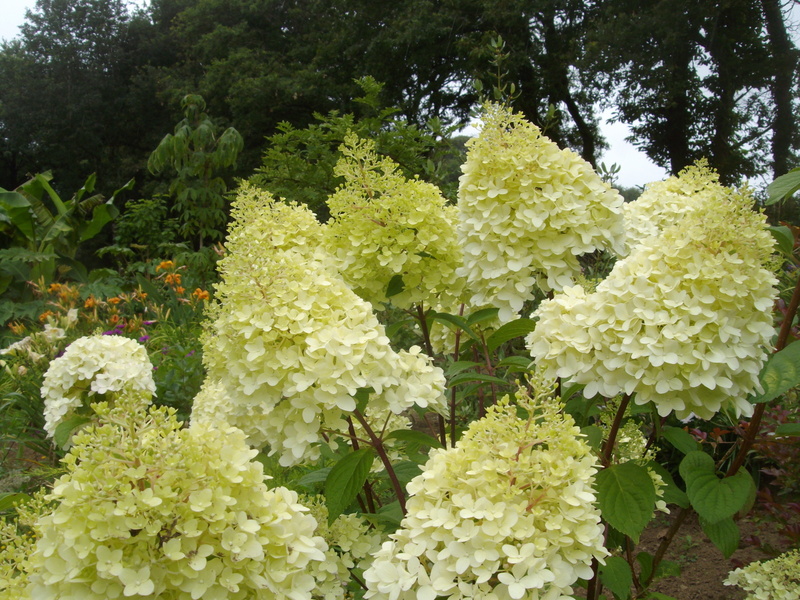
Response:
457,103,625,322
528,179,777,419
198,184,447,465
40,334,156,438
364,379,608,600
724,549,800,599
25,392,328,600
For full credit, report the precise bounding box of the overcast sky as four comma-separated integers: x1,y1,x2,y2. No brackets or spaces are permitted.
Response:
0,0,669,187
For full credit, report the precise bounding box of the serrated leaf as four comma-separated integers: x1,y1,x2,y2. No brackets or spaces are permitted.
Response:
662,426,700,455
466,307,499,326
296,467,332,488
700,516,739,558
486,318,537,352
386,429,443,449
599,556,632,600
646,461,689,509
430,312,479,342
775,422,800,436
448,372,508,387
54,415,91,448
679,451,754,524
325,448,374,522
756,342,800,404
386,274,405,297
769,226,795,256
596,462,657,542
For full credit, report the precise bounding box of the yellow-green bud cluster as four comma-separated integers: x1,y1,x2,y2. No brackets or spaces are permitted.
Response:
528,172,777,420
457,104,625,322
363,379,608,600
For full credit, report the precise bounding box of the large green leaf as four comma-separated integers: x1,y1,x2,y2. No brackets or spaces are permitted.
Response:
766,167,800,205
324,448,374,522
679,451,754,524
80,202,119,242
661,426,700,455
769,226,795,257
386,429,443,449
430,311,480,342
596,462,656,542
755,342,800,404
700,516,739,558
486,318,537,352
599,556,632,600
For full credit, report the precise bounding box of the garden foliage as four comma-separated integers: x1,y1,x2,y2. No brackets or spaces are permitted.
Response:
1,103,799,600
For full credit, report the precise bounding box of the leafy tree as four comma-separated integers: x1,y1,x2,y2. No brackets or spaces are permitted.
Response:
148,94,243,249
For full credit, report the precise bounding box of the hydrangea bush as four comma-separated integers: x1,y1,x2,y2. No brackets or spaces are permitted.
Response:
1,103,794,600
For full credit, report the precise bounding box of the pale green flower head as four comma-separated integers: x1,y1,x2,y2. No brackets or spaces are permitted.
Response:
622,160,725,254
40,335,155,438
325,134,467,311
725,549,800,600
26,391,329,600
528,177,777,420
199,185,447,466
457,103,626,322
363,376,608,600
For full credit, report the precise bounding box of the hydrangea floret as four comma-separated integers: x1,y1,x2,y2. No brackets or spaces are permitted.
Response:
527,178,777,420
457,103,625,322
25,391,329,600
724,549,800,599
40,335,156,438
324,134,466,311
198,184,447,465
363,376,608,600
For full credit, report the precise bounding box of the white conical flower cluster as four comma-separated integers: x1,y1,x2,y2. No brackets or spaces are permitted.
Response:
197,184,447,466
363,378,608,600
457,104,625,322
528,170,777,420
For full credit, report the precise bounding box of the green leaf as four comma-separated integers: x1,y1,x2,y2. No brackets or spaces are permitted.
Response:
486,318,537,352
495,356,533,371
386,274,405,297
580,425,604,451
775,423,800,436
324,448,374,522
769,226,795,257
353,387,373,414
386,429,443,449
80,203,119,242
766,167,800,205
755,342,800,404
444,361,482,377
0,493,32,513
679,451,754,524
466,307,499,326
662,426,700,455
373,460,422,484
296,467,332,488
700,516,739,558
374,500,404,527
596,462,657,543
54,415,92,448
448,372,508,387
599,556,632,600
430,312,479,342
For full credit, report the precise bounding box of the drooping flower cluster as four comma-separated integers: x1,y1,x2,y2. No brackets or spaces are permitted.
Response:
25,392,329,600
724,549,800,599
40,334,156,438
325,134,466,311
363,378,608,600
622,161,725,253
198,184,447,466
302,497,383,600
528,177,777,420
457,104,625,322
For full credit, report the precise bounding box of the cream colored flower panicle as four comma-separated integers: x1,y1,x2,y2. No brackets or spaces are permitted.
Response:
324,134,466,311
622,161,724,253
725,549,800,600
198,184,447,466
363,378,608,600
528,180,777,420
40,335,155,438
457,104,625,322
26,392,329,600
